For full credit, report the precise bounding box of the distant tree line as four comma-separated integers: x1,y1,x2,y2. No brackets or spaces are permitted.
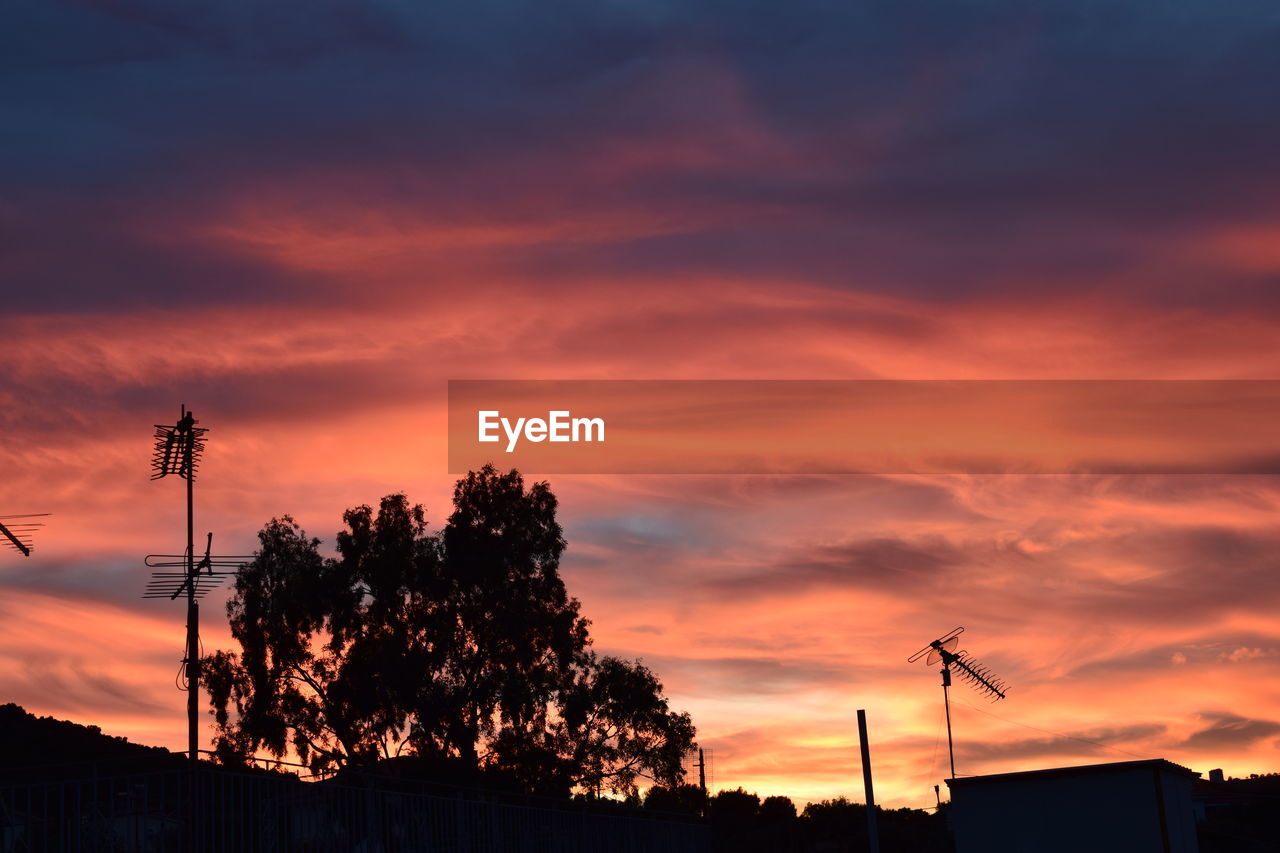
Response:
204,465,695,797
642,785,952,853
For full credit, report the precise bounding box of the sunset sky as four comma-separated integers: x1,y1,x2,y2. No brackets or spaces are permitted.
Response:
4,0,1280,810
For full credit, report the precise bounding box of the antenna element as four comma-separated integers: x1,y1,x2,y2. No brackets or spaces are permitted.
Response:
909,627,1010,781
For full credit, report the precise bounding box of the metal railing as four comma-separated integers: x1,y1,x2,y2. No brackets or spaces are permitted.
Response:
0,766,708,853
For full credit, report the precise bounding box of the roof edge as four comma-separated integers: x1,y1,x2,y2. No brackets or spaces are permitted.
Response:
946,758,1200,788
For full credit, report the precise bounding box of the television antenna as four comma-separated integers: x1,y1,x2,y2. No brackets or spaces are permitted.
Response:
908,627,1008,780
682,746,714,796
0,514,49,557
144,532,249,601
144,406,249,767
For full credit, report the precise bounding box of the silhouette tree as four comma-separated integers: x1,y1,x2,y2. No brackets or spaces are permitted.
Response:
555,655,696,794
760,795,797,821
204,503,436,769
643,783,708,815
204,466,694,794
418,466,588,772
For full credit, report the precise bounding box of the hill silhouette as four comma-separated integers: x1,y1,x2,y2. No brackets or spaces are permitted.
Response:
0,702,178,781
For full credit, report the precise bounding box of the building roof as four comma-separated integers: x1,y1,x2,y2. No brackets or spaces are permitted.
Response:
947,759,1200,788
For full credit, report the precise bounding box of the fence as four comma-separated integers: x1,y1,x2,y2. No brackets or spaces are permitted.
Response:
0,766,709,853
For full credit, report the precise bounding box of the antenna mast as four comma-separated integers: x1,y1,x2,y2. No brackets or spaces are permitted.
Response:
909,627,1009,781
147,405,213,767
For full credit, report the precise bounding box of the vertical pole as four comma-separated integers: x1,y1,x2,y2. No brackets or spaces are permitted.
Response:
942,666,956,781
186,429,198,768
857,709,880,853
187,596,198,762
184,409,200,853
697,747,708,817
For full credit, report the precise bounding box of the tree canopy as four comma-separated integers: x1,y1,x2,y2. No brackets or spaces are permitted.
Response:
204,465,693,795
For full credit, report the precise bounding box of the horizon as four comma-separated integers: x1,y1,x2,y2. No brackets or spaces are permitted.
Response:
3,0,1280,813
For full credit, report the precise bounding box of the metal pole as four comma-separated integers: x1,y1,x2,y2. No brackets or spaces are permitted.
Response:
857,709,880,853
698,748,706,796
942,666,956,780
185,414,200,853
187,436,198,768
187,597,198,762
